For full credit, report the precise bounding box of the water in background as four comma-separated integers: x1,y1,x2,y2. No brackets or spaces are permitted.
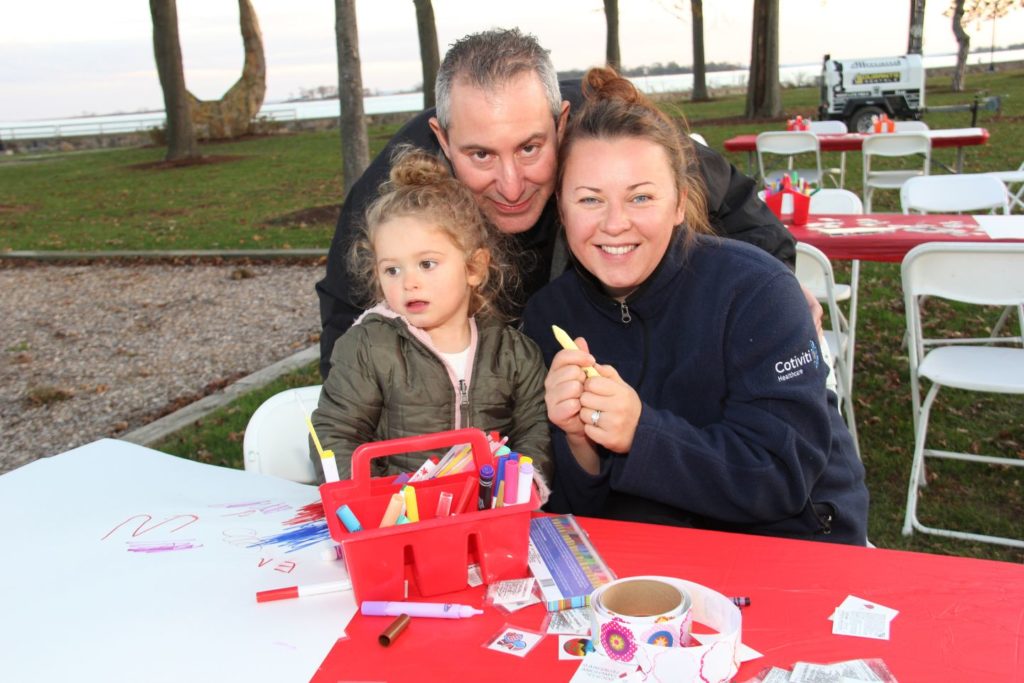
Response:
3,49,1021,141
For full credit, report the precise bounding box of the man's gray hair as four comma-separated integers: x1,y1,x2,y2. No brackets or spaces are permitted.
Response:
434,28,562,130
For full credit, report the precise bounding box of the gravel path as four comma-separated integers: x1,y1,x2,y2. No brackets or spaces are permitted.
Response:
0,261,324,475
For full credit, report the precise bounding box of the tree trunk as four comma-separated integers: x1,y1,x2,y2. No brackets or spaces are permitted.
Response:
604,0,621,71
413,0,440,109
745,0,782,119
149,0,198,161
335,0,370,195
951,0,970,91
690,0,709,101
908,0,927,54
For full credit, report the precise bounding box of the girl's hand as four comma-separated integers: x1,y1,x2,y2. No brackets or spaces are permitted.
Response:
580,363,642,454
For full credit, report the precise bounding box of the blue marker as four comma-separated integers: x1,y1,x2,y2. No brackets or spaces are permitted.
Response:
336,504,363,533
491,455,508,507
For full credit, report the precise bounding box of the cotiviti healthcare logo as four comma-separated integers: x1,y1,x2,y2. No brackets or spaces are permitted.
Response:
775,339,820,382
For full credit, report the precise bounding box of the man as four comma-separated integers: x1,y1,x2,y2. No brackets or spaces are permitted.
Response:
317,28,796,379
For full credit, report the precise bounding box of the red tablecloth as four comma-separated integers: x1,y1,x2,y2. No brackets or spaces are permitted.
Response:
724,128,990,153
790,213,1023,262
311,516,1024,682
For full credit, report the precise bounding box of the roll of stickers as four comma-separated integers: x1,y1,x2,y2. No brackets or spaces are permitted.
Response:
588,576,741,683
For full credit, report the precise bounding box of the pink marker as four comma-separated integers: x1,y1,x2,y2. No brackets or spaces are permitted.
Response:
361,600,483,619
503,459,519,505
256,579,351,603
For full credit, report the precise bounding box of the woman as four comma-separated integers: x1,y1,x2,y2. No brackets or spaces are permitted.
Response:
522,68,868,545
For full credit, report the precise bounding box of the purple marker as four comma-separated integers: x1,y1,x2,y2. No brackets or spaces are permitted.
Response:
361,600,483,619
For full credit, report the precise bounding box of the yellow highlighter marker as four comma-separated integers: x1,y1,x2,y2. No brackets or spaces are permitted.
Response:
402,485,420,523
306,417,340,483
551,325,599,378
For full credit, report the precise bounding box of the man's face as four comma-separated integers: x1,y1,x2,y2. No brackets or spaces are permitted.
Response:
430,74,569,235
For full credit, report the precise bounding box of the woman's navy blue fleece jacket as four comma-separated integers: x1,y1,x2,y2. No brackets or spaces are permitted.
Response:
522,234,868,545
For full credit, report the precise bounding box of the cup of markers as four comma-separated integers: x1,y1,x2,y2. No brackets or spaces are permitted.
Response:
318,428,540,604
763,173,816,226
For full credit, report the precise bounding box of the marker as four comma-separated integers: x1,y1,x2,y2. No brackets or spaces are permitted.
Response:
454,475,477,515
379,492,405,527
435,491,453,517
477,464,494,510
503,459,519,506
516,461,533,505
494,480,505,508
256,579,351,603
336,504,362,533
361,600,484,619
408,456,440,483
395,514,411,525
552,325,599,378
306,417,340,483
492,455,508,506
402,486,419,523
731,596,751,608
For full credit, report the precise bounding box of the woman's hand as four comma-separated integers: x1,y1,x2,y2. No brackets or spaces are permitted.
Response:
580,362,642,454
543,339,595,439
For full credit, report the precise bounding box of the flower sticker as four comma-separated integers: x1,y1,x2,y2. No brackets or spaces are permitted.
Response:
600,617,637,662
644,627,675,647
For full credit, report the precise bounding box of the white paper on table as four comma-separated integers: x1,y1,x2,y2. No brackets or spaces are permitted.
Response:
829,595,897,640
0,440,356,683
973,214,1024,240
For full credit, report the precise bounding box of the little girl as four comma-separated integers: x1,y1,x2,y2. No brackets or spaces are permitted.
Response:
311,146,551,491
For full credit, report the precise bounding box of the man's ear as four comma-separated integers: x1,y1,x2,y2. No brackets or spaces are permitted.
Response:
467,248,490,287
555,100,570,144
429,117,451,161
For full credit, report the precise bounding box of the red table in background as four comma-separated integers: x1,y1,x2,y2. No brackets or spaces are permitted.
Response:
311,516,1024,682
724,127,990,174
790,213,1024,262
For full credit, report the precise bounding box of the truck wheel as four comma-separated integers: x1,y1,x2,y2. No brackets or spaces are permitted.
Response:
849,106,885,133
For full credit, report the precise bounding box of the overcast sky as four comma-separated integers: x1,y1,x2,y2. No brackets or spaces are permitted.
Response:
2,0,1023,122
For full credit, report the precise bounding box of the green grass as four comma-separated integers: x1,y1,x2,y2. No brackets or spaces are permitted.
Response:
7,69,1023,563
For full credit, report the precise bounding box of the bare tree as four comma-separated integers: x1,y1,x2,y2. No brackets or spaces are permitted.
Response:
604,0,621,71
690,0,708,101
948,0,1024,72
949,0,971,90
908,0,927,54
335,0,370,195
413,0,440,109
149,0,198,161
745,0,782,119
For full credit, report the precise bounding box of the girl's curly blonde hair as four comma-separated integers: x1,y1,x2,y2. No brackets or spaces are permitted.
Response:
347,145,520,320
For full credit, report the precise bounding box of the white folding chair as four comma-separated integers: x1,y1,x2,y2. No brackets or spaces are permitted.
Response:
986,161,1024,214
900,174,1009,215
900,174,1017,342
242,385,322,483
893,120,930,131
756,131,823,187
795,242,861,460
901,243,1024,548
808,120,848,188
808,189,864,409
862,132,931,212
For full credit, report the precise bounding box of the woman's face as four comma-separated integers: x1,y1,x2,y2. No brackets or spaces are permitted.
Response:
559,136,686,300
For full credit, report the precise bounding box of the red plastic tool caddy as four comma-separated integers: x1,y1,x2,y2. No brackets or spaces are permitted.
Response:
319,428,539,603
